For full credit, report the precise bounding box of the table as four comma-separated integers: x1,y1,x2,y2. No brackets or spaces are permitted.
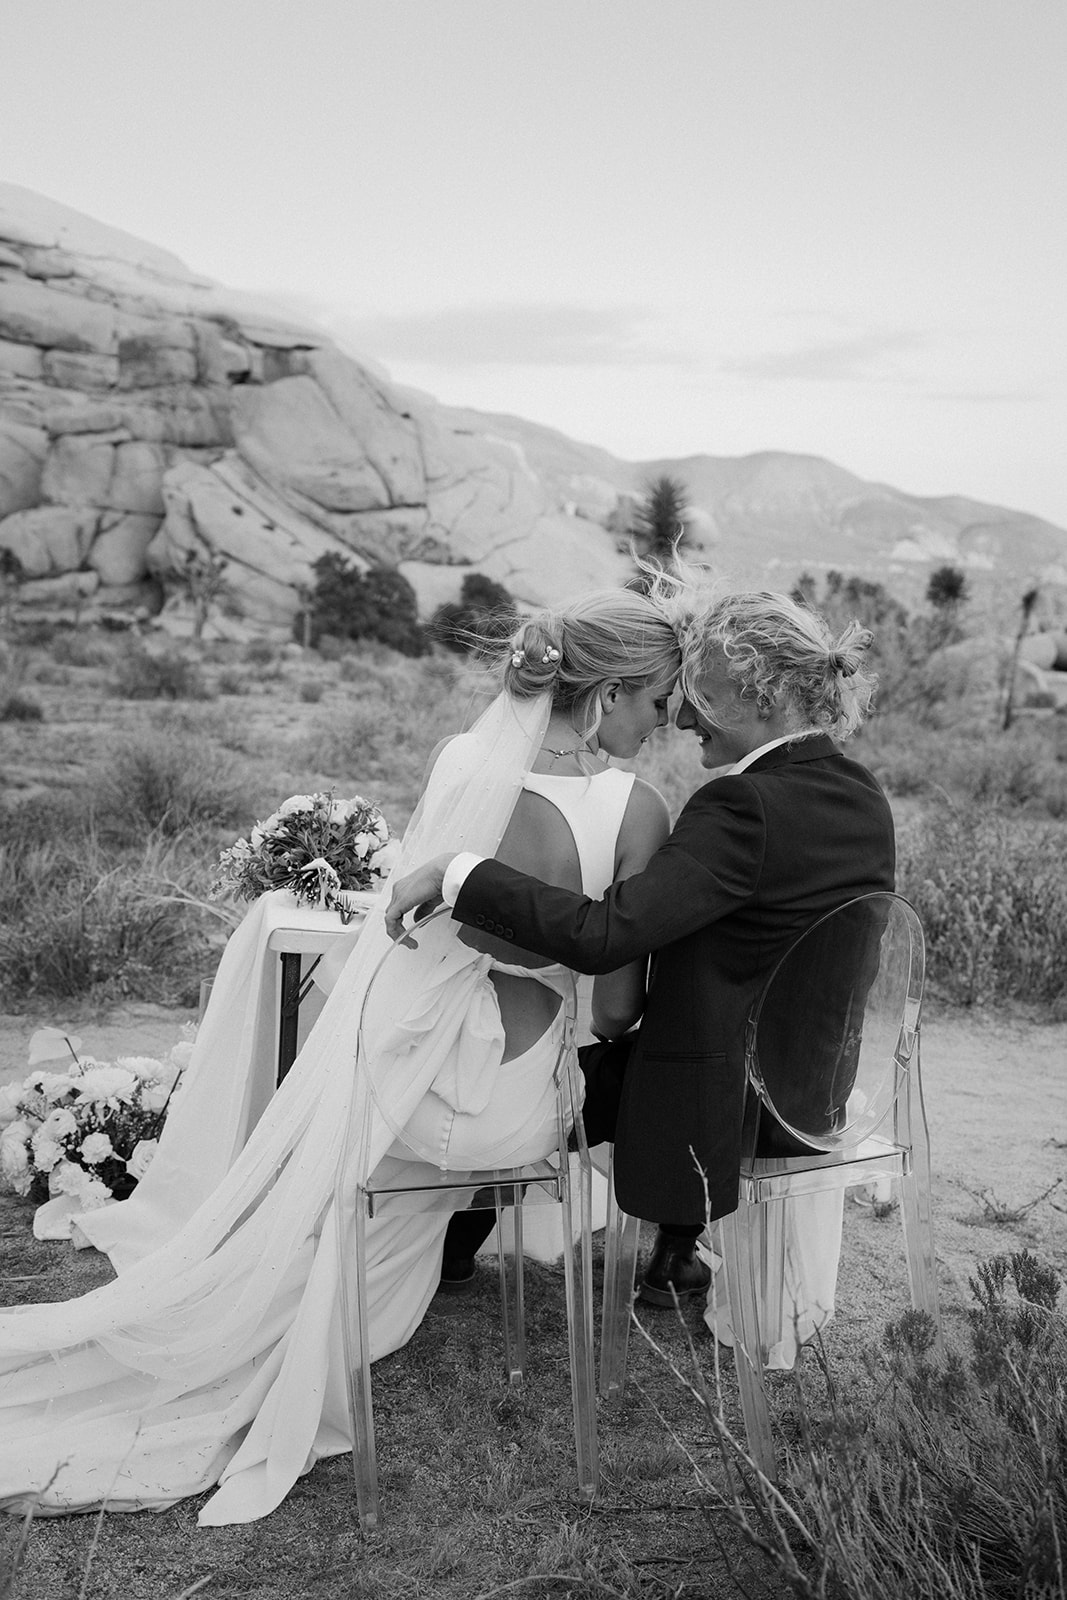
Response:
264,896,374,1083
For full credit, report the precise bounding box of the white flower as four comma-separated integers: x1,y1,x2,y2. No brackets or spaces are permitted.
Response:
25,1068,78,1102
0,1126,33,1195
50,1161,111,1209
74,1066,139,1105
329,799,351,824
40,1107,78,1142
30,1133,65,1173
0,1082,24,1129
167,1040,195,1073
114,1055,167,1082
79,1132,115,1165
370,839,400,877
352,830,374,860
126,1139,159,1181
26,1027,82,1067
277,794,317,818
141,1081,172,1113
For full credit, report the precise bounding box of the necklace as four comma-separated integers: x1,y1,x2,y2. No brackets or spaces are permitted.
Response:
541,740,589,762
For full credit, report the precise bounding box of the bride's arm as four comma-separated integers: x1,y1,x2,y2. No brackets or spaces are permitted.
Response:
590,779,671,1039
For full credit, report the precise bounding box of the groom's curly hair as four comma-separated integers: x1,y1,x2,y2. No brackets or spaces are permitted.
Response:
682,590,877,742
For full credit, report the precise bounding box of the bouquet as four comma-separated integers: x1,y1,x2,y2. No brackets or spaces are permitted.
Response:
212,792,397,913
0,1028,192,1210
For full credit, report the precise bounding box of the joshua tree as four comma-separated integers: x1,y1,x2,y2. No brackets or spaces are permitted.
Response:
631,475,691,568
1002,584,1040,730
926,564,968,612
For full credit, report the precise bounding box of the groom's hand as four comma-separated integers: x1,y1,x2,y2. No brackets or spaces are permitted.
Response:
385,855,456,941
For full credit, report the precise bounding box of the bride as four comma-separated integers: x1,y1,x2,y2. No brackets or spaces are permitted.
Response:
0,585,683,1526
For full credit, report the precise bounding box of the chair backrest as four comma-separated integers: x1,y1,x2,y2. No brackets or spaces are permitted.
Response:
745,892,924,1156
355,907,579,1170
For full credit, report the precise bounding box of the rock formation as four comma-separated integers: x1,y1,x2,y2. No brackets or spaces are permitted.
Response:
2,183,1065,640
0,185,636,637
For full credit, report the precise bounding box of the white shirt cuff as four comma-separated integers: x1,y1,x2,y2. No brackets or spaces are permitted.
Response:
442,852,485,907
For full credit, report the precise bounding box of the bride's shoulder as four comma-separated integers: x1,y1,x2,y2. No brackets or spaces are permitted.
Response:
619,773,671,836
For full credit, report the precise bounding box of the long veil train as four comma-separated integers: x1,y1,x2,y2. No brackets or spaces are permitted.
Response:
0,692,551,1524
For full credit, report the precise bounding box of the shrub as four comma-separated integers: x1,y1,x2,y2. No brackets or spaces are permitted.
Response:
216,667,250,695
0,691,43,722
897,804,1067,1009
243,637,279,666
0,834,215,1007
89,730,252,840
430,573,518,655
305,553,428,657
670,1253,1066,1600
49,630,120,668
299,679,325,704
110,646,212,701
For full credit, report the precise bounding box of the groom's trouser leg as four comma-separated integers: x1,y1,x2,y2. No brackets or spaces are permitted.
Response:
442,1035,637,1266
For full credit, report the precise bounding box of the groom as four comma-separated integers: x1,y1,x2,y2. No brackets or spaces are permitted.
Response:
385,591,895,1303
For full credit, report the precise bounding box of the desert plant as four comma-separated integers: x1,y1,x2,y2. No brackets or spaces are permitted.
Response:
0,833,215,1007
109,646,212,702
304,553,428,657
896,803,1067,1009
88,730,252,840
430,572,518,655
0,692,43,723
645,1252,1066,1600
629,474,692,570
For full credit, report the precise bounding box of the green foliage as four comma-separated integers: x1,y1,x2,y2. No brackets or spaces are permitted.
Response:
109,646,213,701
628,474,692,577
897,804,1067,1008
89,729,252,840
0,691,43,722
429,572,518,655
927,563,969,611
0,832,213,1008
304,553,428,657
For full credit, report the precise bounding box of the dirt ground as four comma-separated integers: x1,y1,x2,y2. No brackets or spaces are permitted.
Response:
2,997,1064,1327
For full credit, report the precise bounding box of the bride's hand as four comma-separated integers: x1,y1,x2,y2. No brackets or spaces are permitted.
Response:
384,856,454,941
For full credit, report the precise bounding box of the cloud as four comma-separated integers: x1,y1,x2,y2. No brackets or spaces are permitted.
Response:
925,388,1045,404
723,330,928,383
327,304,688,368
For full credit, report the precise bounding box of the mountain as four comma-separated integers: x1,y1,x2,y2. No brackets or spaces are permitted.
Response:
1,182,1064,637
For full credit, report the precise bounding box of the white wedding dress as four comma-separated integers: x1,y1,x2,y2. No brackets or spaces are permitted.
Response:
0,695,634,1526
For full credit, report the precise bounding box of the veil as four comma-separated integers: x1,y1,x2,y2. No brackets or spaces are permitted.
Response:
0,690,555,1520
70,689,552,1270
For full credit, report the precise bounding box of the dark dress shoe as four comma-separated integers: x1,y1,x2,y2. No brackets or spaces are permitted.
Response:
437,1255,477,1293
637,1230,712,1307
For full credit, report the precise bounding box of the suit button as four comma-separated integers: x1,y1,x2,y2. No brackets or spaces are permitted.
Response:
475,913,486,926
504,928,514,939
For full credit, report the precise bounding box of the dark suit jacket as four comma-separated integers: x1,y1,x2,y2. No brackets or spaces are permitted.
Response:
453,735,895,1224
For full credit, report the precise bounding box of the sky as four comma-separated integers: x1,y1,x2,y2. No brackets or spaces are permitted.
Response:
3,0,1066,526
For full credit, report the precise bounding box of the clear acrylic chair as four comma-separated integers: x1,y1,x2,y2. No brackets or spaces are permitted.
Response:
332,909,598,1529
599,892,941,1477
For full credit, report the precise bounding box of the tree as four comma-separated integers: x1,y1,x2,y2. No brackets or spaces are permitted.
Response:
303,553,428,657
178,548,229,642
1002,585,1040,731
430,573,518,656
926,564,968,612
630,475,691,572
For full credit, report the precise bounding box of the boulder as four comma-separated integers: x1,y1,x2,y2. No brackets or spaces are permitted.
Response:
301,349,424,506
0,421,47,516
232,376,392,514
0,503,99,576
18,568,100,605
108,441,166,514
89,511,162,584
116,340,198,389
42,350,120,389
0,278,117,353
41,433,121,507
0,337,43,378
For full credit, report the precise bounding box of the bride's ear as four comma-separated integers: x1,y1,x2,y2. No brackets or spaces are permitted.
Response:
599,680,622,716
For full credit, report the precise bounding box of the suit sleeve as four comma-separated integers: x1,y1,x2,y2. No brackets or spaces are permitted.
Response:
453,776,767,973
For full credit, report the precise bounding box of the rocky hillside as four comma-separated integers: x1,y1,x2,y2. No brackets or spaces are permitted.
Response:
1,183,1064,638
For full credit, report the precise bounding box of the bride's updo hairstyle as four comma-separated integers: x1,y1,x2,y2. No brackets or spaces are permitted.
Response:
682,590,876,741
500,584,683,736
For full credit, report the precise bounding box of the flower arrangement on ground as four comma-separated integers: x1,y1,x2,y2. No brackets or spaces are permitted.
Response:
0,1028,192,1210
212,792,397,913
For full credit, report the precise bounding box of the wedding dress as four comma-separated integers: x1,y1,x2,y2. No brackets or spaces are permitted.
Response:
0,693,635,1526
